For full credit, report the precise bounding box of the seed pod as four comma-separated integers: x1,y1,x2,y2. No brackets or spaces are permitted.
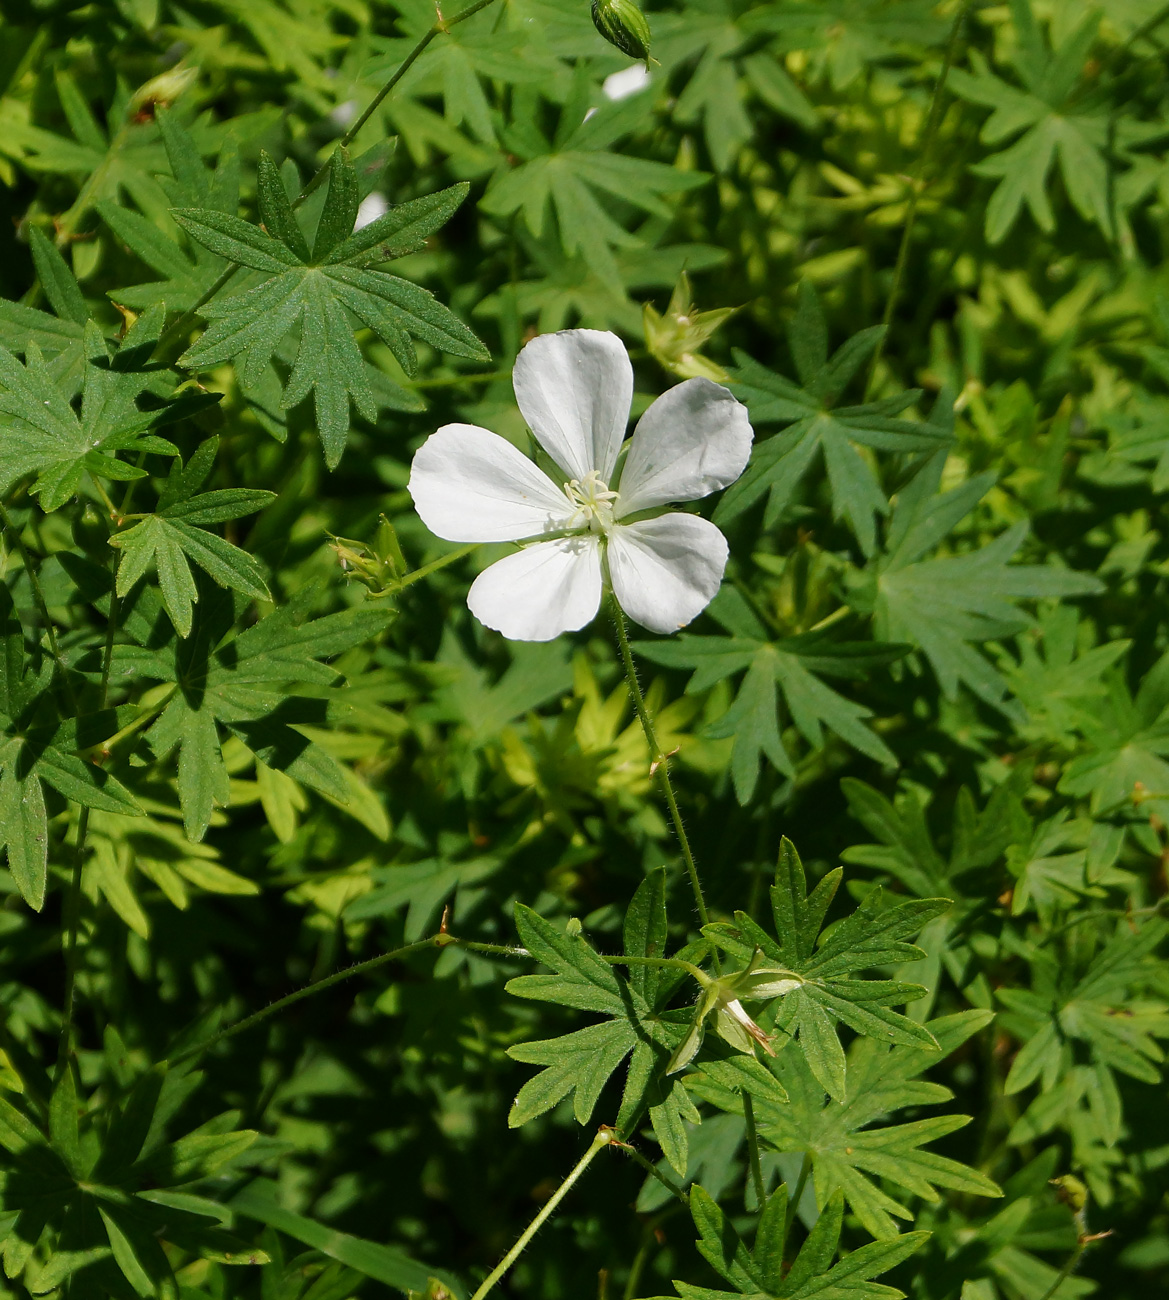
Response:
591,0,652,64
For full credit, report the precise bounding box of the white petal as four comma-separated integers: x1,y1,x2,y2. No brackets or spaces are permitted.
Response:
512,330,633,483
608,514,728,634
409,423,573,543
616,378,753,516
467,536,602,641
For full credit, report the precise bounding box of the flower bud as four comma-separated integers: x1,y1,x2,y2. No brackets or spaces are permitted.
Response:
591,0,652,64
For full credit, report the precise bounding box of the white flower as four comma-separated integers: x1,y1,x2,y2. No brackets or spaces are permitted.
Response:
408,330,753,641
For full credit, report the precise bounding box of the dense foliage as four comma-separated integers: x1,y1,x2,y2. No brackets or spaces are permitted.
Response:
0,0,1168,1298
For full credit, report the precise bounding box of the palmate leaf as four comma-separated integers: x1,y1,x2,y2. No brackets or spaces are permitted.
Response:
103,586,394,842
0,69,172,230
651,2,818,172
481,75,710,290
635,588,904,803
175,149,487,467
713,283,951,554
948,0,1119,243
0,1059,265,1297
506,871,690,1144
855,443,1102,713
0,308,217,512
702,839,947,1100
109,436,274,638
0,588,141,910
1056,650,1169,815
97,112,243,314
765,0,946,90
997,918,1169,1099
653,1184,926,1300
688,1012,1001,1240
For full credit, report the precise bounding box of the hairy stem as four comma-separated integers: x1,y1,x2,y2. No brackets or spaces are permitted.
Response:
743,1093,766,1209
335,0,501,153
170,937,437,1067
470,1130,613,1300
390,543,480,592
865,0,970,397
614,1142,689,1205
611,596,713,937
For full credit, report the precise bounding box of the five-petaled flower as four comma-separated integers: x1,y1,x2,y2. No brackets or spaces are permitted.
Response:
408,329,753,641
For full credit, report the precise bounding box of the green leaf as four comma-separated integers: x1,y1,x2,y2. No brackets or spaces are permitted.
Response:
950,6,1118,242
714,288,948,552
229,1178,464,1297
175,152,485,467
505,898,687,1133
0,315,213,511
108,590,392,840
29,226,89,326
866,447,1102,712
702,839,946,1099
110,438,273,636
0,763,48,911
689,1012,1000,1240
663,1184,927,1300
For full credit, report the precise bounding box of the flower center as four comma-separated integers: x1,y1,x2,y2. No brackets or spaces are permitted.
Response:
564,471,618,534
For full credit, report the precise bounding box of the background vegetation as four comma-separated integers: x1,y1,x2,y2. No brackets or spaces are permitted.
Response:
0,1,1168,1298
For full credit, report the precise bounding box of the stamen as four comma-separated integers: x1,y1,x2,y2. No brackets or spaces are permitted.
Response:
564,470,618,533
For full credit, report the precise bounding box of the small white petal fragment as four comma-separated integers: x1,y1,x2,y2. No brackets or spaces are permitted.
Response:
603,64,650,101
468,535,603,641
608,513,729,634
513,329,633,483
617,378,753,516
409,423,573,543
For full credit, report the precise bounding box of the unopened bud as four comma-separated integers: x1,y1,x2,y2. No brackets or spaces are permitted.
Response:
591,0,652,64
129,65,197,120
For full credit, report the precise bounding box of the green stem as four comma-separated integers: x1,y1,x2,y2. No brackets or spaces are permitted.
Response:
390,543,479,592
1036,1244,1085,1300
334,0,501,153
56,123,132,245
783,1154,811,1258
614,1142,689,1205
153,265,240,361
170,937,436,1068
864,0,970,398
743,1094,766,1210
610,596,713,938
443,936,530,958
470,1130,613,1300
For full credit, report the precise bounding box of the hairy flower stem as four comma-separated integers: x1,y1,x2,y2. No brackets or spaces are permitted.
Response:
615,1143,689,1205
170,937,437,1068
864,0,970,398
154,0,501,361
390,543,480,592
743,1093,766,1209
611,597,715,951
470,1129,613,1300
